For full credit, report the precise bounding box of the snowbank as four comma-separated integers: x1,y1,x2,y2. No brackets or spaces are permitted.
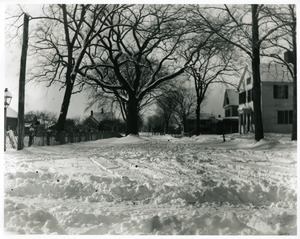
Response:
112,134,148,144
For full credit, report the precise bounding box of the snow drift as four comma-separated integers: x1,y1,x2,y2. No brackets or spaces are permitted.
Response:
4,133,297,235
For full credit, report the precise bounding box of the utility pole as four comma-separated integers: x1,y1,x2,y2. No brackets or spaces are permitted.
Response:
17,13,29,150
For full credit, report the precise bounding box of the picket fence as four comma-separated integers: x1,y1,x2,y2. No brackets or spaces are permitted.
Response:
6,130,122,148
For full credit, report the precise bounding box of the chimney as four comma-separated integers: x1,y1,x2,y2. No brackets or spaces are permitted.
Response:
91,110,93,116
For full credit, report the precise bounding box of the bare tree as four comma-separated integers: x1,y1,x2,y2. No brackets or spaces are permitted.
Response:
170,82,197,134
147,114,164,135
25,4,92,133
156,90,180,134
78,5,212,135
10,5,127,137
85,84,123,118
84,58,165,126
7,4,214,136
185,37,237,135
25,110,57,129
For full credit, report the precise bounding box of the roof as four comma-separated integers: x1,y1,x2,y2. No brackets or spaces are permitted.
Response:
86,112,114,125
6,107,18,118
223,89,238,107
260,63,292,83
187,113,214,120
91,112,114,123
237,63,292,91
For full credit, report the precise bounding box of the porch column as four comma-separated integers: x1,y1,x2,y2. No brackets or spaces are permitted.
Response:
243,114,246,134
247,114,250,132
239,114,242,134
245,114,248,133
250,112,254,132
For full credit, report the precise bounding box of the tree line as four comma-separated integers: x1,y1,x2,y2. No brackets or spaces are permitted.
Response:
6,4,296,141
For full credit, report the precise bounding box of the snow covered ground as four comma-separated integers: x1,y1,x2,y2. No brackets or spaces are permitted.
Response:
3,133,298,236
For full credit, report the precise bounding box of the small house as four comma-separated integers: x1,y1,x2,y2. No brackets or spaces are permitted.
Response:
84,109,115,131
186,113,216,134
222,89,239,133
6,107,18,132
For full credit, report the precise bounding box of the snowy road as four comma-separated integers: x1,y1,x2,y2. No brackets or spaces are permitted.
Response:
3,133,297,235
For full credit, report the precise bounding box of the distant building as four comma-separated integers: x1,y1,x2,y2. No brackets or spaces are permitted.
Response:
237,63,293,134
6,107,18,132
84,109,115,131
5,108,52,135
186,113,216,134
222,89,239,133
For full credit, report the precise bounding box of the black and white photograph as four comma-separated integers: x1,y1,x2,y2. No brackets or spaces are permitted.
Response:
1,0,298,236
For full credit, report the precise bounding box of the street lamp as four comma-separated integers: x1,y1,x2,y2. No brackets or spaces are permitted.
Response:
4,88,12,151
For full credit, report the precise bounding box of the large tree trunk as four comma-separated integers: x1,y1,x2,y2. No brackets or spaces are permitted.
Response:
126,95,139,135
291,15,297,141
56,76,74,133
292,71,297,140
252,4,264,141
164,117,170,134
195,98,201,136
182,115,187,134
56,4,76,140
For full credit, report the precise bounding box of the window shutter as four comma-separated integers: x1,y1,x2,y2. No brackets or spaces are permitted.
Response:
284,110,289,124
273,85,277,98
289,110,293,124
278,111,284,124
285,85,288,99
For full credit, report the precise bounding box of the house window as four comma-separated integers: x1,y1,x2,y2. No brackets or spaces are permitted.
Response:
278,110,293,124
239,91,246,104
246,77,251,85
232,108,238,116
225,109,231,117
274,85,288,99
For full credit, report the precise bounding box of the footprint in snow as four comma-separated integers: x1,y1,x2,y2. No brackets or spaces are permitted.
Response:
121,176,133,184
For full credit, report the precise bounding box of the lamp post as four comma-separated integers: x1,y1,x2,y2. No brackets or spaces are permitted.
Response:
218,115,225,142
4,88,12,151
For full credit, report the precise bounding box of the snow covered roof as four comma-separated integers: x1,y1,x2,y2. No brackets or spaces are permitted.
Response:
223,89,238,107
237,63,292,91
92,112,114,122
6,107,18,118
87,111,114,124
260,63,292,83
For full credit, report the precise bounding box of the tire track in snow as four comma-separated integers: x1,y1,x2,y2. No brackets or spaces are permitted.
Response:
89,156,122,178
